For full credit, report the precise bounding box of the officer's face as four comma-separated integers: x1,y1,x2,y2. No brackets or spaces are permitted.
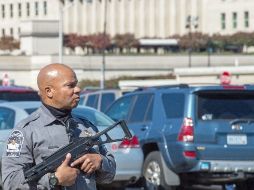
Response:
52,69,81,110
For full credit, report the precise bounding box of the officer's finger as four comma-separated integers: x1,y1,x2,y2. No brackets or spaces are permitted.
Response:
86,166,95,174
62,153,72,166
80,159,92,171
70,155,87,167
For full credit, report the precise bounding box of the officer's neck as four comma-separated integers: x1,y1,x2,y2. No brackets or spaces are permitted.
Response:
43,103,72,123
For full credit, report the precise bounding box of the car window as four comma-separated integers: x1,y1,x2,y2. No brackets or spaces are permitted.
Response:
0,107,15,130
129,94,154,123
106,95,134,121
25,108,38,114
101,93,115,113
162,93,185,119
79,95,86,105
197,91,254,120
86,94,99,109
145,95,154,121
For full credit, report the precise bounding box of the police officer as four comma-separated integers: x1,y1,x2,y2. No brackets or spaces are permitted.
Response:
2,63,116,190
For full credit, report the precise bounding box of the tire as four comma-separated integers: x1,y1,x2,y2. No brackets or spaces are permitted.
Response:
235,178,254,190
143,151,176,190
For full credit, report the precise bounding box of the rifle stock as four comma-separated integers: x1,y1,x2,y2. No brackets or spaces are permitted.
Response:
23,120,131,183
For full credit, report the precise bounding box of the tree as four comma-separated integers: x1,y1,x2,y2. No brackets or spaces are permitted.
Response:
230,32,253,47
211,34,229,52
90,33,111,53
113,33,139,53
0,36,20,50
78,35,90,49
178,32,209,51
64,33,79,50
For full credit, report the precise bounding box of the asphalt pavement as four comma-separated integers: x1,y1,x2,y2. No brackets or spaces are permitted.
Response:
0,185,224,190
125,185,224,190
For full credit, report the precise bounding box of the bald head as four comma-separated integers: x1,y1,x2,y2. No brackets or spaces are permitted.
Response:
37,63,73,91
37,63,80,109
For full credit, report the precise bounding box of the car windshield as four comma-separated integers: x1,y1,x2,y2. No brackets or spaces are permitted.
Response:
197,91,254,120
0,92,40,101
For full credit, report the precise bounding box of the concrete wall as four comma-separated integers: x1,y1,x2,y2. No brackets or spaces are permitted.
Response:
1,55,254,90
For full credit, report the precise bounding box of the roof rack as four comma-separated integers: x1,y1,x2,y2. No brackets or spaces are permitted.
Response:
134,84,189,91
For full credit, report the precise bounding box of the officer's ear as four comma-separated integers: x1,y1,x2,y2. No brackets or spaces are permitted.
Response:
45,86,53,98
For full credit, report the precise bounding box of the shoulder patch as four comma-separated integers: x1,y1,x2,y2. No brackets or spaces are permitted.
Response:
6,130,24,157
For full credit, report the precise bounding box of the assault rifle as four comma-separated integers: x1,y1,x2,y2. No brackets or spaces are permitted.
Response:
23,120,132,183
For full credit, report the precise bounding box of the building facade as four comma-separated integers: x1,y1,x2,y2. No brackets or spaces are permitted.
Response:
0,0,253,39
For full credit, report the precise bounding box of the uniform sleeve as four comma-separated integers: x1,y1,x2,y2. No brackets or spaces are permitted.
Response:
95,144,116,184
78,117,116,183
1,126,50,190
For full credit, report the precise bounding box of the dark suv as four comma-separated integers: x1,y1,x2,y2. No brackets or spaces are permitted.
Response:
0,86,40,101
106,84,254,190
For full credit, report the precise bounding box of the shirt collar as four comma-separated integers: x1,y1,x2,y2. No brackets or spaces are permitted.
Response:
40,104,61,126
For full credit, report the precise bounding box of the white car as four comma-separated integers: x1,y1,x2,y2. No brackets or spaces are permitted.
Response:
0,101,143,188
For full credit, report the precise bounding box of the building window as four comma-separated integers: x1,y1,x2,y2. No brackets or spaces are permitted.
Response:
18,3,21,17
221,13,226,30
35,2,39,16
2,29,5,36
2,5,5,18
10,4,13,18
244,11,249,28
26,3,30,16
10,28,13,36
43,1,47,15
232,12,237,29
18,27,21,35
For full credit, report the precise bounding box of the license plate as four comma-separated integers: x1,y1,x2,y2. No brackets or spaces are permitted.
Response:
227,134,247,145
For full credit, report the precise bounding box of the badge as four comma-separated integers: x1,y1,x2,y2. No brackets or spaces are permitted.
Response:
6,130,24,157
80,129,93,137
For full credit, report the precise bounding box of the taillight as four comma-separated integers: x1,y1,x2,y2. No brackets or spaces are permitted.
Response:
183,151,196,158
178,117,194,142
119,135,140,148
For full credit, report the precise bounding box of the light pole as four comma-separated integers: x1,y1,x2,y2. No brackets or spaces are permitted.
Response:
59,3,63,63
207,39,212,67
100,0,108,90
59,2,74,64
185,15,198,67
58,0,92,63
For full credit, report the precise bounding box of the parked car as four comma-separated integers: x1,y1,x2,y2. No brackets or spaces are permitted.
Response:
0,85,40,101
0,101,143,188
79,89,126,113
106,84,254,190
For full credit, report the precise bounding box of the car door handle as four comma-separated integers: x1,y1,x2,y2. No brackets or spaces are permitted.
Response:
141,125,149,131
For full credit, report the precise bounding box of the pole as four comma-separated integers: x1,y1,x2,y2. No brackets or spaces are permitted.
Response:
58,1,76,64
100,0,108,90
188,25,192,68
59,6,63,64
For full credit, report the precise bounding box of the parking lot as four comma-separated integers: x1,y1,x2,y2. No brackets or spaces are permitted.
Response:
125,185,224,190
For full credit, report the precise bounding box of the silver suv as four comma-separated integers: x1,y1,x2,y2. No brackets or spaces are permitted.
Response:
79,89,125,113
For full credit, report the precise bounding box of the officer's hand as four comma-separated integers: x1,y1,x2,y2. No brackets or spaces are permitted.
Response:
71,153,102,174
55,153,80,186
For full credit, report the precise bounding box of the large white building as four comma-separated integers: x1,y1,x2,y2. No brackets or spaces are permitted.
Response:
0,0,253,39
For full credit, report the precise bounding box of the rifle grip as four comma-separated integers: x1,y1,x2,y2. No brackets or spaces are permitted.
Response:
119,120,132,139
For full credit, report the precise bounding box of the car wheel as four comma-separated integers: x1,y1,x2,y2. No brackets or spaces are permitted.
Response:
143,151,176,190
235,179,254,190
